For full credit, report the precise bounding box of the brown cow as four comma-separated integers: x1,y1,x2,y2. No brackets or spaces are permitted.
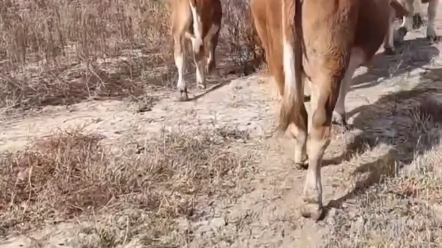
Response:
170,0,222,101
251,0,409,220
397,0,439,41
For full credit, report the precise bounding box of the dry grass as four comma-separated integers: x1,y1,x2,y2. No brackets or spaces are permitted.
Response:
324,143,442,247
0,127,253,246
0,0,263,244
0,0,264,113
323,79,442,247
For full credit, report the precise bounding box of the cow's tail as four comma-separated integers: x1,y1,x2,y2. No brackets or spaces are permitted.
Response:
278,0,306,133
189,0,203,53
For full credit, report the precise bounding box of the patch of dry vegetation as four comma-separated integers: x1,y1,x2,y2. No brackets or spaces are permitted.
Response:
323,80,442,247
0,0,264,113
325,143,442,247
0,127,253,247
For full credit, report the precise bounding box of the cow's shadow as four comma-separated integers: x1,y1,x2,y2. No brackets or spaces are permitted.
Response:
326,68,442,211
188,77,231,101
302,37,440,103
350,37,440,91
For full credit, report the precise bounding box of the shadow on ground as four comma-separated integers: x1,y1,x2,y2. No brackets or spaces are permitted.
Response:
327,68,442,210
350,38,440,91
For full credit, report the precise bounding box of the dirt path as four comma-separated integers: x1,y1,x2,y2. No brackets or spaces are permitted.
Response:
2,8,442,248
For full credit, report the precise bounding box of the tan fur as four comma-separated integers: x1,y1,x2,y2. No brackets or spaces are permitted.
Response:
251,0,409,219
169,0,222,101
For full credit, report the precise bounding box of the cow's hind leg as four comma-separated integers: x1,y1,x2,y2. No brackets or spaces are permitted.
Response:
282,38,308,170
398,0,415,39
427,0,440,41
174,34,188,101
384,8,397,55
206,26,220,75
301,67,345,220
332,49,364,129
290,120,308,169
307,78,316,133
192,40,207,89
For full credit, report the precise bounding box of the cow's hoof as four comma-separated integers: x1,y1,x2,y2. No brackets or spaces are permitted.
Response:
300,203,325,221
427,35,442,43
197,83,207,90
396,27,408,42
383,47,396,55
179,90,189,101
332,112,349,130
206,64,218,75
294,153,308,170
207,68,221,77
295,161,308,170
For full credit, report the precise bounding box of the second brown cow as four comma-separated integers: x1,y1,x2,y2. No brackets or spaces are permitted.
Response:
251,0,409,220
170,0,222,101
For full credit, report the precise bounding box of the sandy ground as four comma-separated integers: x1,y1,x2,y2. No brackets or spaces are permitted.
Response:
2,5,442,248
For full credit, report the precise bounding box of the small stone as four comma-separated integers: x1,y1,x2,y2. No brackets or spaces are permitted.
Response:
408,68,426,76
406,218,417,227
431,204,442,224
348,210,357,219
354,216,365,230
210,217,226,228
177,218,190,231
117,216,127,226
327,208,337,218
